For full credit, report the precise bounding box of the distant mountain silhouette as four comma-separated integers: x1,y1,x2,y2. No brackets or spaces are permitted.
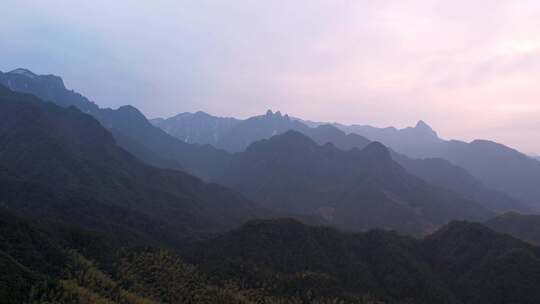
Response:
150,111,241,145
398,139,540,207
215,110,309,152
334,120,443,149
153,109,371,153
218,131,493,235
301,124,531,213
154,108,528,213
393,154,532,213
0,84,263,245
0,69,231,180
301,116,540,208
2,68,532,214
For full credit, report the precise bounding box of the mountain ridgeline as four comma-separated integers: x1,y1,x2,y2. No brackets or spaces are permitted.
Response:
153,104,540,209
218,131,493,235
0,69,231,180
2,67,540,303
2,68,534,214
0,84,263,246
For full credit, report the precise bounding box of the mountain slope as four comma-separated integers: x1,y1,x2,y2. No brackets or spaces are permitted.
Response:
329,118,540,208
303,124,529,213
400,139,540,207
215,110,310,152
0,69,231,180
0,207,267,304
334,120,442,150
0,84,262,245
186,218,540,304
185,218,458,304
218,131,493,235
392,154,532,213
152,109,527,213
151,111,241,145
486,212,540,245
422,221,540,304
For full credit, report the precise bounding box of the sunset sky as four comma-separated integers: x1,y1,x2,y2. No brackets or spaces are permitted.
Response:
2,0,540,153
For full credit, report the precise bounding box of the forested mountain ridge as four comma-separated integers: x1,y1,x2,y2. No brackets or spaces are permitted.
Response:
153,107,529,213
218,131,493,235
186,218,540,304
0,84,263,246
486,212,540,245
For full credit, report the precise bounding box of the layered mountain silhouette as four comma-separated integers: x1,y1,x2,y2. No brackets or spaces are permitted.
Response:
3,67,540,303
0,84,262,246
300,125,531,214
153,108,529,213
299,116,540,209
217,131,493,235
398,139,540,207
334,119,443,149
153,109,368,153
3,68,523,230
0,69,231,180
5,68,538,209
216,110,309,152
327,118,540,207
186,218,540,304
150,111,241,146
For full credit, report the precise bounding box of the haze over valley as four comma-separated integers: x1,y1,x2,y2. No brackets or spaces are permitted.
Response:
2,1,540,303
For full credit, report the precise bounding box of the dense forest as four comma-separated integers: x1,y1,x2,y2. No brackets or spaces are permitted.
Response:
4,207,540,304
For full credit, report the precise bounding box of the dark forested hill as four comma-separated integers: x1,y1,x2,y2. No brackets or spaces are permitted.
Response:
218,131,493,235
486,212,540,245
186,218,540,304
0,84,262,246
0,208,268,304
185,218,457,304
422,221,540,304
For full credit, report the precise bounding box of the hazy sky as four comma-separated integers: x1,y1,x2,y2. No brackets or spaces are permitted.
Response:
2,1,540,153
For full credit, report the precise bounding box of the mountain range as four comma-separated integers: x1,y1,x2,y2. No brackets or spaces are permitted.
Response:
0,84,263,246
0,69,230,180
3,68,530,216
218,131,492,235
153,108,531,214
153,107,540,210
2,67,540,303
6,69,538,212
